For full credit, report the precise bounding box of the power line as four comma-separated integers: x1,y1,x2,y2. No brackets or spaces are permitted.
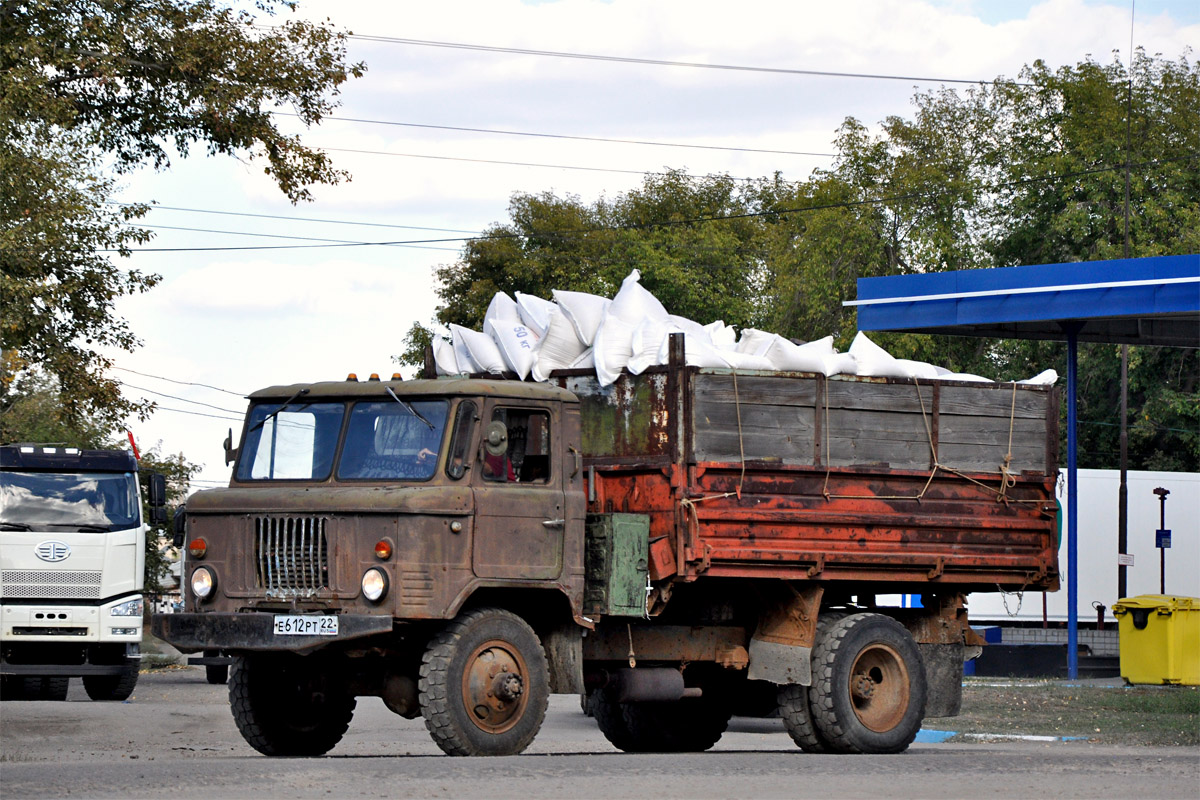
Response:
148,404,244,423
322,145,741,179
114,204,481,235
348,35,1026,87
118,381,244,415
274,111,836,158
135,223,461,252
112,366,246,397
104,152,1199,254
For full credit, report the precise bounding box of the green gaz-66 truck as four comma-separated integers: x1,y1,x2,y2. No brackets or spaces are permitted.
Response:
153,342,1059,757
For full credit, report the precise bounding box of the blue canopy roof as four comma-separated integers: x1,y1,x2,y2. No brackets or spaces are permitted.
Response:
849,254,1199,347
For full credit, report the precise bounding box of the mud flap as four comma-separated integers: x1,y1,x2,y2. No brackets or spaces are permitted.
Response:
919,642,965,718
543,622,584,694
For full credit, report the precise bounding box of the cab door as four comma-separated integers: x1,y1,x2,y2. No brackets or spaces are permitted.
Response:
472,402,564,580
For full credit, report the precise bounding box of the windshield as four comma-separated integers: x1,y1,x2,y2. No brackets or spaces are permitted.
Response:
0,471,140,531
237,402,346,481
337,400,450,481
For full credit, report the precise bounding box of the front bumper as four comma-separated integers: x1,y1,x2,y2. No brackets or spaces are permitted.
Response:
151,612,394,654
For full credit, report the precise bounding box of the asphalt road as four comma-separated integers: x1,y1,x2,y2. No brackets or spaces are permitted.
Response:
1,669,1197,799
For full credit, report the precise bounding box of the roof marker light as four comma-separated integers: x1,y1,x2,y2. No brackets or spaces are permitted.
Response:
347,373,358,382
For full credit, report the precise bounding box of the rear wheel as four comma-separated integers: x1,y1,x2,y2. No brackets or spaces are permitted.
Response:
229,653,356,756
778,610,847,753
84,666,138,701
592,688,731,753
419,608,549,756
808,613,926,754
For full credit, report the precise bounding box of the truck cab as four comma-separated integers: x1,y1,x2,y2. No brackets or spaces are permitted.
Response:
155,377,588,756
1,445,164,701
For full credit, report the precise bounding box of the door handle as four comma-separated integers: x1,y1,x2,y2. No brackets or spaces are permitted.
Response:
542,518,565,529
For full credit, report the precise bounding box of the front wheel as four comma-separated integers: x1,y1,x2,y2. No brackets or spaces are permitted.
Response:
229,653,356,757
419,608,549,756
84,666,137,701
808,613,927,754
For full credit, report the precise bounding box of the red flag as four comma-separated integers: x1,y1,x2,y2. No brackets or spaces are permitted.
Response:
126,430,141,460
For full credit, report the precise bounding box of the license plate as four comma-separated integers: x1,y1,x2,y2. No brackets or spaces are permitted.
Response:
273,615,339,636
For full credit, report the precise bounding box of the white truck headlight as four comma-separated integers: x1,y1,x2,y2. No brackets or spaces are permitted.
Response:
192,567,216,600
110,598,144,616
362,567,388,603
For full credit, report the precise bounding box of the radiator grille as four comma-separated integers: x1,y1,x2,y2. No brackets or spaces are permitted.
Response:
254,517,329,597
1,571,102,599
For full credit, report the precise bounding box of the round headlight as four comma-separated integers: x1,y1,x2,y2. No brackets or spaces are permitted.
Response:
191,567,215,600
362,567,388,603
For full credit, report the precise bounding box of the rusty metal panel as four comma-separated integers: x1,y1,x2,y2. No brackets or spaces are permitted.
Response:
560,371,673,459
582,624,748,663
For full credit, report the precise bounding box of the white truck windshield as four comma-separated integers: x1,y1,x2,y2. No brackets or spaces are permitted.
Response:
0,471,140,531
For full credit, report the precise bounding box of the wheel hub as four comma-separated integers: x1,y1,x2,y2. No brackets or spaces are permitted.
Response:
848,642,910,733
461,640,530,734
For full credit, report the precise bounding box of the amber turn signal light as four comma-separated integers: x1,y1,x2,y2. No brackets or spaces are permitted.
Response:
188,538,207,559
374,540,393,560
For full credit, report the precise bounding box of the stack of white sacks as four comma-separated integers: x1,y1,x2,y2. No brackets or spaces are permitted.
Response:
433,270,1057,388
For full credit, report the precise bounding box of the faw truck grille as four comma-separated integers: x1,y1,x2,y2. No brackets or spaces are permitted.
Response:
254,517,330,597
1,570,102,599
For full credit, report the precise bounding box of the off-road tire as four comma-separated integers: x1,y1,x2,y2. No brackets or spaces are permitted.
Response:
808,613,926,754
592,688,731,753
228,653,356,757
83,666,138,701
43,676,70,701
3,676,71,701
778,610,847,753
419,608,549,756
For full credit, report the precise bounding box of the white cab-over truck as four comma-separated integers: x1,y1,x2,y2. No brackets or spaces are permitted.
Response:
0,445,166,700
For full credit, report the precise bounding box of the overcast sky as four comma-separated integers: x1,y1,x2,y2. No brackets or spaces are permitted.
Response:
105,0,1199,490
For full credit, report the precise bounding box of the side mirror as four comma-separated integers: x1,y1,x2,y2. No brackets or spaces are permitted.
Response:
223,428,239,467
171,507,187,549
147,473,168,525
148,473,167,507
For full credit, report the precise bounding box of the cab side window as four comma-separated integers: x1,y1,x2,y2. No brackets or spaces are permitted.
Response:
482,408,551,484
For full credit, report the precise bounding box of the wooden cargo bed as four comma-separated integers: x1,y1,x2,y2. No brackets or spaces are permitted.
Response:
555,357,1060,593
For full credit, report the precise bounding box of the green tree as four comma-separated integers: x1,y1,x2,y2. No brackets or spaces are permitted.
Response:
1,0,365,433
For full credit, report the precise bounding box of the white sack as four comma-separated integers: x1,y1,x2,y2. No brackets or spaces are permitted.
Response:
736,329,780,357
721,351,775,370
627,318,671,375
934,372,993,383
764,335,835,374
705,320,737,351
531,306,588,381
849,332,911,378
570,348,596,370
1020,369,1059,385
482,292,522,334
894,359,941,380
492,322,541,380
449,326,481,374
450,324,508,374
433,335,460,376
594,315,638,387
656,331,732,369
553,289,611,346
608,269,668,323
824,352,859,377
515,292,555,337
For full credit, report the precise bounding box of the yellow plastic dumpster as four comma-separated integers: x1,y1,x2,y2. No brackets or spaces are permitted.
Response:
1111,595,1200,686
